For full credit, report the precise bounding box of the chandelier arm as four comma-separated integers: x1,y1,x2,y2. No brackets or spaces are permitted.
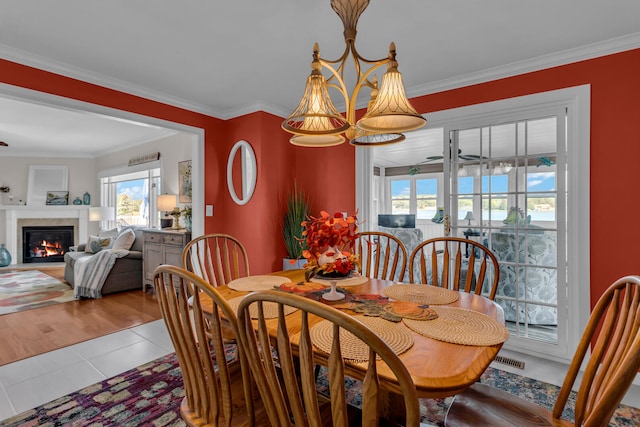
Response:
346,60,390,122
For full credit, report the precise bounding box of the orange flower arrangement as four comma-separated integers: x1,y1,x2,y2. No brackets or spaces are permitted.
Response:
301,210,360,280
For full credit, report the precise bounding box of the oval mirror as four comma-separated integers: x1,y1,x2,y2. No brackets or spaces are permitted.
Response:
227,140,257,205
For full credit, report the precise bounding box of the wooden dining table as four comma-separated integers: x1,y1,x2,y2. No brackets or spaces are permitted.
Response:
210,268,506,403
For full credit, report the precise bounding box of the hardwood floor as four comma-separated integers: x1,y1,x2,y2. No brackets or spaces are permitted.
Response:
0,265,162,366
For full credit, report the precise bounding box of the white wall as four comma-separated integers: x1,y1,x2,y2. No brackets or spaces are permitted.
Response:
0,133,192,254
95,132,192,203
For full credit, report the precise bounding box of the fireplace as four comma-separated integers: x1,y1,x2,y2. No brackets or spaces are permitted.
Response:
22,225,74,263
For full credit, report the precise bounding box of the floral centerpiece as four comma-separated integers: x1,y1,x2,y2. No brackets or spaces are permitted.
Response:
301,210,360,281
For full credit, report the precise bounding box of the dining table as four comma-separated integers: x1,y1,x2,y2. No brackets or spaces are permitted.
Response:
208,268,507,412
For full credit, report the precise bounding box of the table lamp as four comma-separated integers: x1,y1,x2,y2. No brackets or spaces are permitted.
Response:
464,211,475,227
157,194,177,228
89,206,115,225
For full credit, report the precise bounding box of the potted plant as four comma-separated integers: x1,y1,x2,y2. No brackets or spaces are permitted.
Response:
282,184,309,270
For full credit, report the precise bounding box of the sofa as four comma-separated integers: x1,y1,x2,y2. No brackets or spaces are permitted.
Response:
489,226,557,325
64,227,144,295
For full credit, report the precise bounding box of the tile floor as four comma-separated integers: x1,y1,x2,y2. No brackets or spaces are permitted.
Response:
0,320,638,422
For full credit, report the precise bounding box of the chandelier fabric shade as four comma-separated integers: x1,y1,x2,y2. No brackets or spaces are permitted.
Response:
282,0,426,147
356,64,426,133
282,69,350,138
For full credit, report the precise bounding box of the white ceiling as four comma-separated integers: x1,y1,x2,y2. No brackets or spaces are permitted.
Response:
0,0,639,160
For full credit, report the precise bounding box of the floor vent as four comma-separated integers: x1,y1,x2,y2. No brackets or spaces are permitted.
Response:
494,355,526,370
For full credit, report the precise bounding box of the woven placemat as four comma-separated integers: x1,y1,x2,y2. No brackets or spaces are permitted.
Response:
227,296,298,319
310,316,414,362
383,284,459,305
227,275,291,292
310,276,369,287
403,307,509,346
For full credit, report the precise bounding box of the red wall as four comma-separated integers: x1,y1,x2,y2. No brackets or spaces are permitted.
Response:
2,48,640,309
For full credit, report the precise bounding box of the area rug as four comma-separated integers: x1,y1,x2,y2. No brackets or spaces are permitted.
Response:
1,352,638,426
0,270,74,315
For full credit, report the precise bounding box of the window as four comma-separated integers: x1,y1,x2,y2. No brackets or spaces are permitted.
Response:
389,175,442,219
100,168,161,228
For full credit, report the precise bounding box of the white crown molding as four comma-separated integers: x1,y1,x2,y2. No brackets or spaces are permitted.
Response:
1,32,639,122
0,43,222,118
406,32,640,99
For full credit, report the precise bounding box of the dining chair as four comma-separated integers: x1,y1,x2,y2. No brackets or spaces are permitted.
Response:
354,231,407,282
182,233,250,287
409,237,500,300
153,265,264,426
445,275,640,427
236,290,421,427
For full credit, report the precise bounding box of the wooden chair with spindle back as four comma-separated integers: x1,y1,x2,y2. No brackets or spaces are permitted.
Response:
445,275,640,426
354,231,407,282
182,233,250,287
409,237,500,300
236,290,421,427
153,265,266,427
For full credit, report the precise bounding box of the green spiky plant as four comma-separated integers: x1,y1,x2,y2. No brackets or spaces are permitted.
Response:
282,183,309,260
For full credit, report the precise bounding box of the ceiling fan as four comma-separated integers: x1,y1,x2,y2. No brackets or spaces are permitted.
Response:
419,148,487,164
0,141,7,147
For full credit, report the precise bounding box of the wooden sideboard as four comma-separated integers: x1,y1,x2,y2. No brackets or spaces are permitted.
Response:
142,228,191,292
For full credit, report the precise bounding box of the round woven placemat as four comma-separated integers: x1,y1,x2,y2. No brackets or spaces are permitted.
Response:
403,307,509,346
383,284,459,305
227,296,298,319
227,275,291,292
310,316,414,362
310,276,369,287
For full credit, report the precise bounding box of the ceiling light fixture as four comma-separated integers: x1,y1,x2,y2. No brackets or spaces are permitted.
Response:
282,0,426,147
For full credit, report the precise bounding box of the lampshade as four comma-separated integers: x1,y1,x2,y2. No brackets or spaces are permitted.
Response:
89,206,115,222
282,64,350,142
464,211,476,222
356,62,426,133
157,194,177,212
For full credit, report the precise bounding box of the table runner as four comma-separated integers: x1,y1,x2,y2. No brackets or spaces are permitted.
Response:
383,283,459,305
403,306,509,346
310,316,414,363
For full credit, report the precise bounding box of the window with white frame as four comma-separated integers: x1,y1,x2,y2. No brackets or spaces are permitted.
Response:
389,174,442,219
100,168,161,228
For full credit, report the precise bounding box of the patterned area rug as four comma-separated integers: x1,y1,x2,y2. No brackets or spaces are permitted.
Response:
0,270,74,315
1,351,638,426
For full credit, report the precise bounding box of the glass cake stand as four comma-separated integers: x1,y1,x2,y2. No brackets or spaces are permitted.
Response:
321,274,350,301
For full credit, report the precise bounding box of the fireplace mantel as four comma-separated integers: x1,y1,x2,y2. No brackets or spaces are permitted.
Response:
1,205,90,265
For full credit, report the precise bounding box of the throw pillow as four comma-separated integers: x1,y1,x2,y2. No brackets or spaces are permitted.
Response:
85,235,112,254
112,228,136,251
98,227,119,248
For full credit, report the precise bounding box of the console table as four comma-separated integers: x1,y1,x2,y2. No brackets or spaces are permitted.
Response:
142,228,191,292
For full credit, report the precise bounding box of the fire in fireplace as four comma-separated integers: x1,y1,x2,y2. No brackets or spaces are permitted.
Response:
22,226,74,263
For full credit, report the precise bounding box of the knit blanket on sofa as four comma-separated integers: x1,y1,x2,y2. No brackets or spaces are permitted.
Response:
73,249,130,299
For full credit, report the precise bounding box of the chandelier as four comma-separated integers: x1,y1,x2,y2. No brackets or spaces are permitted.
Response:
282,0,426,147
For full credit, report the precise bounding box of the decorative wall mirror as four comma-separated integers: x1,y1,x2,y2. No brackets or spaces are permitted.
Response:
226,140,256,205
27,165,69,206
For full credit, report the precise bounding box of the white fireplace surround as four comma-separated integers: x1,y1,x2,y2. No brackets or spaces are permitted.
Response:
1,205,89,265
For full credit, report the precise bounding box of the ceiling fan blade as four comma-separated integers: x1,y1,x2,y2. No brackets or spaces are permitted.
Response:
0,141,7,147
418,155,444,164
459,154,487,160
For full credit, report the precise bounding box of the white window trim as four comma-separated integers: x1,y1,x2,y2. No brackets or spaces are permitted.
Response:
356,84,590,363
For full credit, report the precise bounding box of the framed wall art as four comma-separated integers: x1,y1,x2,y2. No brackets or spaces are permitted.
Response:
27,165,69,206
178,160,192,203
46,190,69,205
